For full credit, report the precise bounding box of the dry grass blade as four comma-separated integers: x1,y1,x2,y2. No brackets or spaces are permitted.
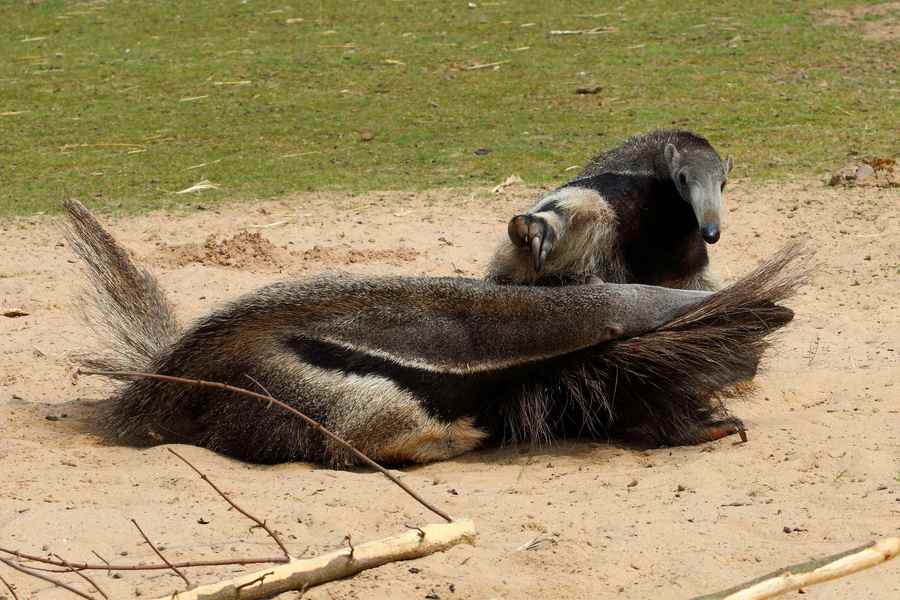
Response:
462,60,510,71
514,537,551,552
549,26,617,35
173,179,219,194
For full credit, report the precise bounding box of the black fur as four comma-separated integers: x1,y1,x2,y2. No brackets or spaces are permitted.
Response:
566,172,708,285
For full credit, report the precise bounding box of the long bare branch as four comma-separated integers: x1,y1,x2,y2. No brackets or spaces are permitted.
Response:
0,557,93,600
78,369,454,523
0,547,285,572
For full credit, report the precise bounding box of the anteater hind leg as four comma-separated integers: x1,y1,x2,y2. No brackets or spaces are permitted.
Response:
193,362,488,466
685,417,747,444
624,412,746,447
274,363,488,467
322,371,489,466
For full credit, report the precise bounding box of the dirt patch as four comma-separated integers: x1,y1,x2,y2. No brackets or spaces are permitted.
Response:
827,156,900,188
297,244,421,267
1,181,898,599
820,2,900,41
155,230,283,270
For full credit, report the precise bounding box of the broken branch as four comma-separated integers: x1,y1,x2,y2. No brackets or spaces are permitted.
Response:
693,537,900,600
148,519,476,600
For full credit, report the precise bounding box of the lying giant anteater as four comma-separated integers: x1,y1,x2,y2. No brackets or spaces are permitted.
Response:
65,200,804,467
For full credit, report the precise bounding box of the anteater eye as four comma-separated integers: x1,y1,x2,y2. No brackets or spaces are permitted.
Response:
679,173,687,186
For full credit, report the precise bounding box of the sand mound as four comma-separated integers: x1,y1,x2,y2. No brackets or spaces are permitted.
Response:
156,231,282,269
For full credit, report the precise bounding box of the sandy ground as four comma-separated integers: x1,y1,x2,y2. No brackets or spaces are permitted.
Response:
1,179,898,599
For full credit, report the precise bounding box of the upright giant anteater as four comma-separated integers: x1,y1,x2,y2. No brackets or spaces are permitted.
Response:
488,129,733,290
65,200,802,467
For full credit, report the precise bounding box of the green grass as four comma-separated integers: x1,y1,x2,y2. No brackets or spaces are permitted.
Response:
1,0,897,215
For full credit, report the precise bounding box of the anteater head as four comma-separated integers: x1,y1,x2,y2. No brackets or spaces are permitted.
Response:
664,143,733,244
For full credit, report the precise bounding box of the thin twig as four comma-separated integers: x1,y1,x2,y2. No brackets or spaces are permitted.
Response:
79,369,454,523
0,547,284,572
130,519,191,589
404,524,426,539
51,553,108,600
90,551,110,575
343,535,354,560
0,572,18,600
167,448,291,559
0,557,93,600
244,374,275,408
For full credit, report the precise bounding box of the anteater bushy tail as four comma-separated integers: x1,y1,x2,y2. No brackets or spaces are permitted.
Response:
501,243,810,446
595,243,808,444
63,200,180,373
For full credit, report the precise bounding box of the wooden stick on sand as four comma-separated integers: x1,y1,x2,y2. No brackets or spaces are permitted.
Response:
694,537,900,600
149,519,476,600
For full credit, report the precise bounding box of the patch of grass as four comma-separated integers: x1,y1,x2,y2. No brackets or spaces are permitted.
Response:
1,0,897,215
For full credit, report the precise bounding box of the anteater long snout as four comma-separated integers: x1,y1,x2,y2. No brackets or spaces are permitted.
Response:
688,182,723,244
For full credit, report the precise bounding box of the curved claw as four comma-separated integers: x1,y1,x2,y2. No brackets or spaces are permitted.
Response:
507,214,556,273
529,221,555,272
530,235,544,271
694,418,747,444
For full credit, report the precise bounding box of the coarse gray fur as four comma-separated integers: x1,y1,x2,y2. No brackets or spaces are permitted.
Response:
64,200,804,467
487,129,733,290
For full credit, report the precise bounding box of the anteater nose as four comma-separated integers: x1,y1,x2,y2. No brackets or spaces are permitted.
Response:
701,225,720,244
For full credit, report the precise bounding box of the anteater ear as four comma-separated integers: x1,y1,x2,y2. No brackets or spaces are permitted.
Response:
664,143,681,174
724,156,734,175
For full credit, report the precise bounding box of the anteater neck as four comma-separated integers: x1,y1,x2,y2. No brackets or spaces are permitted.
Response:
625,178,707,285
574,173,707,286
